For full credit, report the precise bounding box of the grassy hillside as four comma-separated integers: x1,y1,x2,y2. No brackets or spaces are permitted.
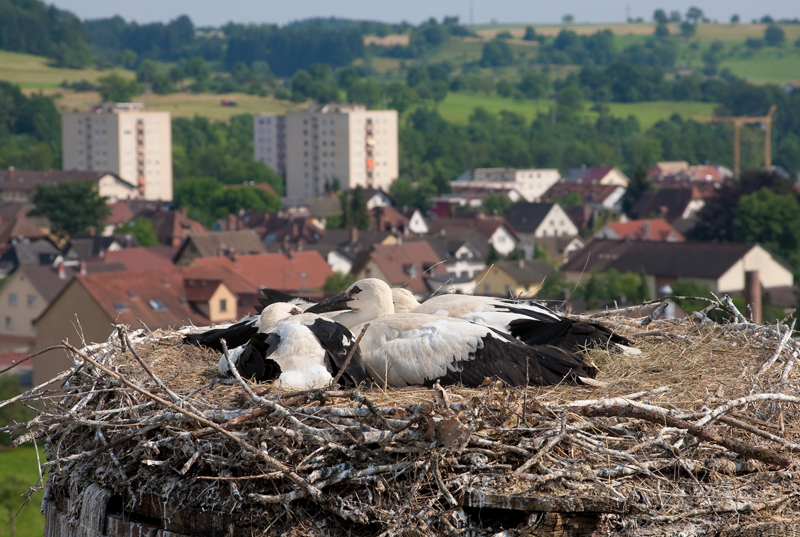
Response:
50,89,305,121
433,92,717,130
0,49,133,89
0,446,46,537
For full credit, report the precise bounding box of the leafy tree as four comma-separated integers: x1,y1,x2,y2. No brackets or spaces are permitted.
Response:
168,66,185,84
96,74,140,102
562,14,574,24
347,80,382,108
30,182,111,238
654,24,670,37
669,11,682,22
622,165,653,215
0,376,33,446
732,188,800,271
523,27,538,41
685,7,704,23
486,244,500,264
495,79,514,97
556,84,584,120
518,71,551,99
136,59,159,84
349,187,371,230
384,82,418,114
730,14,740,24
124,216,158,247
480,39,514,67
689,171,797,242
324,272,355,292
0,474,26,536
680,22,696,38
481,193,512,216
184,57,210,81
117,49,137,68
764,25,786,47
653,9,669,24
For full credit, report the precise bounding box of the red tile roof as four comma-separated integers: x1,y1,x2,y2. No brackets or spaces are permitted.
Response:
191,251,333,292
362,241,447,293
579,166,614,185
603,219,685,242
369,206,410,233
103,201,136,226
88,247,175,272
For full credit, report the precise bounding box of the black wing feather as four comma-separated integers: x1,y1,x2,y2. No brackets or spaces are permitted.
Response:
425,330,595,388
184,316,259,352
307,318,370,387
228,333,281,382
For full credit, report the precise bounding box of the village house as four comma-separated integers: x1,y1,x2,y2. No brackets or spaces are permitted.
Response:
452,167,562,202
542,182,626,213
303,228,396,275
504,202,580,239
429,193,484,218
428,215,520,257
526,236,585,265
172,230,267,266
593,219,685,242
32,264,259,385
190,250,333,296
473,259,553,298
562,165,630,187
630,187,706,223
0,263,126,352
400,208,429,235
561,240,794,299
424,234,489,289
61,234,139,266
0,240,60,276
351,240,447,295
0,168,138,203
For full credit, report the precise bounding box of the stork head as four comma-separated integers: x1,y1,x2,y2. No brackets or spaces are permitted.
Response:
259,302,303,333
391,287,421,313
306,278,393,322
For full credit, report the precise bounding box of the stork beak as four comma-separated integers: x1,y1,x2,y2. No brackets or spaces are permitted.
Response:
306,292,351,314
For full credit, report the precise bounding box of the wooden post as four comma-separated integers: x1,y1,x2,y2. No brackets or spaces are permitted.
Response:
734,121,741,177
744,270,761,324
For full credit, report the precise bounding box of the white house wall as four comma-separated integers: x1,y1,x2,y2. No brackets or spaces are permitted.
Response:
717,245,794,292
490,227,517,256
533,205,580,238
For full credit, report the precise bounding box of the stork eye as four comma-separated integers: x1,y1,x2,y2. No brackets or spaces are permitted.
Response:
291,308,302,315
351,286,362,294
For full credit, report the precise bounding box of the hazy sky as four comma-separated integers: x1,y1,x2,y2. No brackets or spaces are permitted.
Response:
49,0,797,27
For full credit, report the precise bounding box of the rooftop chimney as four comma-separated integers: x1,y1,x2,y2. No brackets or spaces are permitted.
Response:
518,259,524,269
349,227,358,243
57,262,66,280
642,220,651,240
79,261,87,276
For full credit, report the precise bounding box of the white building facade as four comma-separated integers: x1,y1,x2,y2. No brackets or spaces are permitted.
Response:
455,167,561,202
254,104,399,199
62,103,172,201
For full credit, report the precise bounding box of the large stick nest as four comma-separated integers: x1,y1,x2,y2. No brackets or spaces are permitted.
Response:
5,297,800,536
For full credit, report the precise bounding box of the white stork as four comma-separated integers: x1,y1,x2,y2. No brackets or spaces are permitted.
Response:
188,302,369,390
306,279,597,388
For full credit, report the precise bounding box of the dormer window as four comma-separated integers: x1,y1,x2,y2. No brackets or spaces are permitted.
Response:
149,299,167,311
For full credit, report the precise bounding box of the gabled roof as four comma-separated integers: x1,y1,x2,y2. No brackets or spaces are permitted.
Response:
88,247,175,272
103,201,136,226
72,269,213,329
64,235,139,262
561,240,759,279
428,215,520,242
0,239,59,274
301,229,393,261
630,188,697,221
358,241,447,293
423,234,489,261
16,263,125,303
148,209,207,244
543,183,623,205
180,230,266,259
504,202,557,234
192,251,333,292
0,169,135,191
369,206,410,232
0,213,48,249
263,216,324,244
601,219,685,242
495,259,553,285
579,166,615,185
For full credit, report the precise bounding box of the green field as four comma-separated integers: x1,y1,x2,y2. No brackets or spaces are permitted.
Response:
0,446,46,537
51,89,305,121
720,51,800,85
433,92,718,130
0,49,133,90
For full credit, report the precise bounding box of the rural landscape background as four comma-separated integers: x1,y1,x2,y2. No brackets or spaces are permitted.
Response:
1,0,800,534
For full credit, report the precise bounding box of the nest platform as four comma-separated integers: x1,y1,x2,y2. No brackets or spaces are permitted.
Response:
5,297,800,536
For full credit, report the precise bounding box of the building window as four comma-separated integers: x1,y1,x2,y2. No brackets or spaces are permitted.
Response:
27,294,36,307
9,293,17,306
149,299,167,311
220,299,227,312
5,316,12,330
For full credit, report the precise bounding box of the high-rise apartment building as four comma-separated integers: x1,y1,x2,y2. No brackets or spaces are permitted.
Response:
254,104,398,199
62,103,173,201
